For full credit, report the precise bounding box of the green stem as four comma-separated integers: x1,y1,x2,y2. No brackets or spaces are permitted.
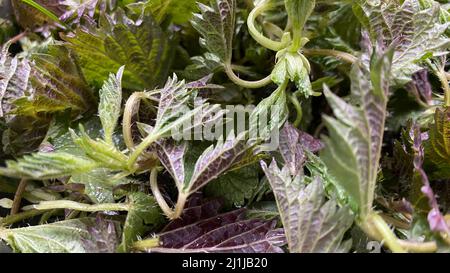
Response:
25,200,130,212
123,92,146,151
224,64,272,89
289,94,303,127
397,240,437,253
127,132,160,172
171,192,188,220
0,210,46,226
362,213,407,253
303,48,357,64
149,168,175,219
247,3,291,51
133,237,160,250
435,68,450,107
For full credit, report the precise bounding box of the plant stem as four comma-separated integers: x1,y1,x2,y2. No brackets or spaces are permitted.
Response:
247,2,290,51
289,94,303,127
364,213,407,253
0,210,46,226
397,240,437,253
435,68,450,107
10,179,28,215
171,192,188,220
303,48,357,64
7,31,27,45
127,132,160,172
224,64,272,89
149,168,175,219
26,200,130,212
133,237,160,250
123,92,146,151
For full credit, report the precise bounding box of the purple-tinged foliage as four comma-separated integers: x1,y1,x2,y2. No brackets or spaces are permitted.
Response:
411,124,450,234
149,199,286,253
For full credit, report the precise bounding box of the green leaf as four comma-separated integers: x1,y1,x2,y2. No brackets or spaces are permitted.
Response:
128,0,201,25
425,107,450,179
356,0,450,84
69,168,130,203
70,126,128,171
261,160,353,253
63,10,173,90
0,44,94,156
99,66,124,145
0,218,98,253
191,0,235,66
0,151,98,179
204,165,260,208
249,85,288,145
118,192,164,252
320,49,393,217
284,0,315,36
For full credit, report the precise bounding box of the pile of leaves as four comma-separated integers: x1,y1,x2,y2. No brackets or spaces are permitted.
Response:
0,0,449,253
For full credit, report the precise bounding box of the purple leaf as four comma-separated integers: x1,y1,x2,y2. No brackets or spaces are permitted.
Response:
82,216,119,253
187,132,248,194
279,123,323,176
59,0,99,24
408,70,432,105
156,139,187,189
161,199,223,233
411,124,450,234
148,203,286,253
261,159,353,253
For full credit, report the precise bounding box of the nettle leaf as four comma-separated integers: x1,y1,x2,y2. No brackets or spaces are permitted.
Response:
14,45,94,116
63,9,173,90
285,0,315,33
0,151,98,179
0,43,94,155
191,0,235,66
279,122,323,176
356,0,450,84
99,66,124,145
204,165,260,208
128,0,200,25
320,49,393,216
0,43,31,118
59,0,100,24
249,86,288,147
139,75,226,145
69,168,130,203
425,107,450,179
70,126,128,171
118,192,164,252
155,139,187,190
411,123,450,235
182,53,222,80
146,199,286,253
82,216,121,253
261,160,353,253
185,131,248,194
0,218,102,253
